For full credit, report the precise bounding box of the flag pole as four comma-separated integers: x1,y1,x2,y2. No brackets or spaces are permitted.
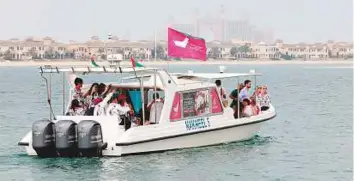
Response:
154,31,157,62
166,27,170,70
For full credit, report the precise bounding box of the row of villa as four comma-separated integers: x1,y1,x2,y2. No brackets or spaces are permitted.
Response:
0,37,352,61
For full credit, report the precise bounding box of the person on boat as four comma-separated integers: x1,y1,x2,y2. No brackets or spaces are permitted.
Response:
84,83,99,99
145,93,164,125
252,86,262,98
215,80,227,100
239,80,252,101
106,94,134,128
73,77,85,105
147,93,164,110
96,83,112,98
85,97,103,116
241,98,252,117
67,99,85,116
250,98,260,115
97,83,106,98
257,85,271,111
229,83,244,119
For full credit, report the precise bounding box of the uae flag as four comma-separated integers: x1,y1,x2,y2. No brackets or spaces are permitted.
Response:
167,27,207,61
131,56,144,67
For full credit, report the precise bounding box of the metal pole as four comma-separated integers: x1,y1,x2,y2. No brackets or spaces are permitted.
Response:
237,77,240,119
154,70,157,122
154,31,157,62
140,75,145,124
62,72,65,115
49,73,52,120
254,74,257,99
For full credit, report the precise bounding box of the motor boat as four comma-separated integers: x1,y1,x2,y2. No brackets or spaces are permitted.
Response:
18,65,276,157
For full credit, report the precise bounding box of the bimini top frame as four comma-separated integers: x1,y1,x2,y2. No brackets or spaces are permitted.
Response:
39,65,159,75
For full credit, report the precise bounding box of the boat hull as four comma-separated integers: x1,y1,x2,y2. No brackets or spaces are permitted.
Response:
18,105,276,157
118,119,265,156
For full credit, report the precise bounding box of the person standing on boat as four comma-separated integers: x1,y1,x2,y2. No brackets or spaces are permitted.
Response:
215,80,226,100
106,94,134,129
239,80,252,101
229,83,244,119
145,93,164,125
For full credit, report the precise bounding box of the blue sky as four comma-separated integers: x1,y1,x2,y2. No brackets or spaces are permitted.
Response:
0,0,352,43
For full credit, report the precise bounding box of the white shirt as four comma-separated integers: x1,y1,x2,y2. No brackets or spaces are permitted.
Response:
67,107,85,116
106,103,131,116
216,86,226,100
149,99,163,124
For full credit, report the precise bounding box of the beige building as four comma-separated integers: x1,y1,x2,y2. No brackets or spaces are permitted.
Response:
251,42,281,60
0,37,352,61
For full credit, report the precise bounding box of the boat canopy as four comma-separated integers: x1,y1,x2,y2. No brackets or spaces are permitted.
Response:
173,72,262,80
39,66,159,74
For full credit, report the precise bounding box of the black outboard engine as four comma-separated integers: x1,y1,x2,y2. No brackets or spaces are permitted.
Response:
32,119,56,157
78,120,107,157
55,120,78,157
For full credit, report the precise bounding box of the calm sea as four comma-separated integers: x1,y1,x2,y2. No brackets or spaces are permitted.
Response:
0,63,352,181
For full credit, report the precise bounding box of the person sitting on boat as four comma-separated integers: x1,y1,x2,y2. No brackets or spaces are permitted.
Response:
241,98,252,117
67,99,85,116
250,98,260,115
239,80,252,101
73,77,84,104
229,83,244,119
85,97,103,116
145,93,164,125
257,85,271,111
252,86,262,98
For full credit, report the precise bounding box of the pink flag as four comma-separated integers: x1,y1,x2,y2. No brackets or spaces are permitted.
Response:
168,27,207,61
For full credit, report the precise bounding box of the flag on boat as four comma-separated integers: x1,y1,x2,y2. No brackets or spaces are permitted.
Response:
168,27,207,61
90,54,100,67
131,56,144,67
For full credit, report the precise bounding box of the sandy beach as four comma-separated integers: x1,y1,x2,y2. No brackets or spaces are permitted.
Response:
0,59,352,67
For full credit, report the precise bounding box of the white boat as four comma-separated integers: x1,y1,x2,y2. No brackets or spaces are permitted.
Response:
18,65,276,157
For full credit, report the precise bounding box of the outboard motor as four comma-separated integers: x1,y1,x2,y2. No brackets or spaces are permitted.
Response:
78,120,107,157
32,119,56,157
55,120,78,157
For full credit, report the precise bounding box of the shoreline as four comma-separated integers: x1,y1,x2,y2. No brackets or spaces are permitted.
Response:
0,59,352,67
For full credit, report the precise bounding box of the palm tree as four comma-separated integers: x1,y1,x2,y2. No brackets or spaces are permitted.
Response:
211,47,220,59
44,47,54,59
28,47,37,59
4,50,12,60
238,45,250,58
152,45,164,59
230,46,238,60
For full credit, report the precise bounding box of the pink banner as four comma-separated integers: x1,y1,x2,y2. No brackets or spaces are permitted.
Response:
170,92,181,121
168,27,207,61
210,88,223,113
